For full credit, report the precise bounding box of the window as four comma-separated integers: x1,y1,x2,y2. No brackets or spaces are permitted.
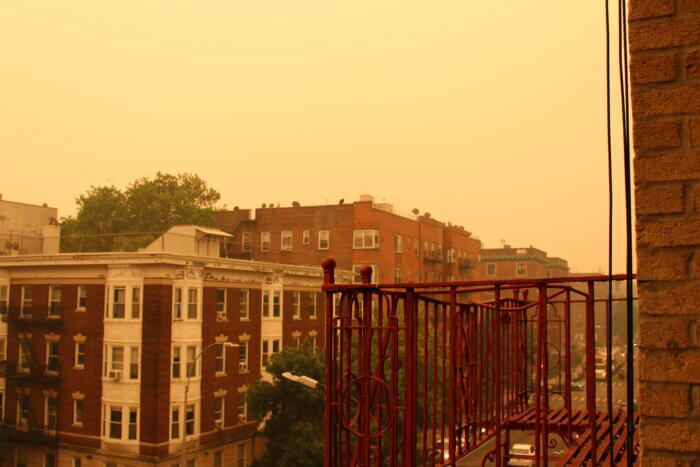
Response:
214,451,223,467
310,335,317,349
262,292,270,318
74,399,84,425
171,407,180,439
352,265,362,284
216,289,226,319
292,292,300,319
239,290,249,319
302,230,310,245
486,263,497,276
308,293,317,318
45,453,56,467
353,229,379,249
237,443,247,467
0,285,7,320
77,285,87,310
131,287,141,319
186,346,197,377
394,268,402,283
18,340,31,373
128,407,138,440
112,287,125,319
0,338,5,361
272,291,280,318
46,342,59,374
215,344,225,374
238,341,248,372
73,458,81,467
214,396,224,426
242,232,252,252
516,263,527,276
238,399,247,423
18,398,30,427
281,231,292,251
260,232,270,251
112,346,124,372
46,396,58,431
318,230,329,250
109,407,122,439
173,288,183,319
262,340,269,367
187,288,198,319
21,286,32,316
49,286,62,317
185,404,195,435
172,347,181,379
394,234,402,253
414,239,419,256
424,241,429,256
129,347,139,379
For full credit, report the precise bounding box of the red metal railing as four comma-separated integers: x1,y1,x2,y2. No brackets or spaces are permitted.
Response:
321,259,639,466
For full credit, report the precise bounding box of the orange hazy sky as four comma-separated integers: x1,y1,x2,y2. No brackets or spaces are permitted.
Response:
0,1,633,273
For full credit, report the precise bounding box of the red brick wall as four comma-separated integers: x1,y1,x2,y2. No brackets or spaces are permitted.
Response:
629,0,700,461
140,284,172,456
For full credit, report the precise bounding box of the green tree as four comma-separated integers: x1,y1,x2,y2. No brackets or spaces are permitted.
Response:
61,172,220,252
247,340,325,467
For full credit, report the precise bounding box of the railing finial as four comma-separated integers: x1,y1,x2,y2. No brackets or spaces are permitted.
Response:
360,265,373,284
321,257,336,286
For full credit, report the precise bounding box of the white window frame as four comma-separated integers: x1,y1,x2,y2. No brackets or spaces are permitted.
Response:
241,232,252,252
187,288,198,320
127,407,138,440
214,396,225,427
111,286,126,319
309,293,317,319
353,229,379,249
186,345,198,378
393,268,402,284
281,231,292,251
173,287,183,320
108,405,122,440
318,230,329,250
215,343,226,375
414,239,419,256
394,234,402,253
48,286,62,317
171,406,180,440
172,346,181,379
239,290,249,320
216,288,227,320
260,232,270,252
46,341,59,375
129,346,140,380
74,342,85,369
21,285,32,317
73,399,84,426
45,394,58,433
272,291,281,318
76,285,87,311
302,230,310,245
131,287,141,319
292,292,300,319
0,285,8,320
237,443,247,467
185,403,196,436
238,341,248,373
262,291,270,318
237,399,247,424
0,338,5,362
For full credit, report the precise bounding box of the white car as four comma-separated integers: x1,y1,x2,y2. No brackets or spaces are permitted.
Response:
508,443,535,466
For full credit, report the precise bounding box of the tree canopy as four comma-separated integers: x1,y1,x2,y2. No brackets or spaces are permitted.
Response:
247,340,325,467
60,172,220,252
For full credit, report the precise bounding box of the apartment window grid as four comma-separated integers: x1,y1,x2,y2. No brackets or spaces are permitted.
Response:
187,288,198,319
172,347,181,379
214,396,224,427
238,341,248,372
516,262,527,276
302,230,310,245
112,287,126,319
0,285,8,320
272,291,280,318
73,399,84,425
308,293,317,318
131,287,141,319
186,345,197,378
215,343,225,374
353,229,379,249
75,285,86,311
292,292,300,319
281,231,292,251
48,286,62,317
216,288,227,320
21,285,32,317
262,292,270,318
129,347,139,379
242,232,252,252
171,407,180,439
260,232,270,251
239,290,249,319
46,341,59,374
394,234,402,253
185,404,195,436
173,287,183,319
45,395,58,431
318,230,329,250
393,268,402,284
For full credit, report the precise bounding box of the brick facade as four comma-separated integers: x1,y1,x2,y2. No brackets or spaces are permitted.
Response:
629,0,700,462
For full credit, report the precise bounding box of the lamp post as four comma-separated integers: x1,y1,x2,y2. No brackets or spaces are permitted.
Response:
182,341,239,466
281,371,325,391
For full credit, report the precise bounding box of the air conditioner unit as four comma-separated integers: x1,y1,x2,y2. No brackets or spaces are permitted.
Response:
108,370,122,381
216,311,227,320
215,420,223,430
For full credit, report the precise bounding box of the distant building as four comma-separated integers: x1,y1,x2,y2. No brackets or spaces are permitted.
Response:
214,195,482,284
480,244,570,279
0,195,59,255
0,225,351,466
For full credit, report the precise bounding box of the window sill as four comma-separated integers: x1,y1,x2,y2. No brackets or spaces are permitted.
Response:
74,308,86,313
309,316,318,320
239,369,250,374
73,365,85,370
216,318,228,323
240,317,250,322
292,316,301,320
215,371,226,377
72,422,83,428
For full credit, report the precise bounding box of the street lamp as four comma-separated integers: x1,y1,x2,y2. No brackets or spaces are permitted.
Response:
281,371,324,391
182,341,239,466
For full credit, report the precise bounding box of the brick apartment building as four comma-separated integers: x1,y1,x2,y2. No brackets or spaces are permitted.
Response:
0,225,350,466
480,244,570,280
628,0,700,462
214,195,481,285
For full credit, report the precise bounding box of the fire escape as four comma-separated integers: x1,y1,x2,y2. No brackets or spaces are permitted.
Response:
5,304,61,453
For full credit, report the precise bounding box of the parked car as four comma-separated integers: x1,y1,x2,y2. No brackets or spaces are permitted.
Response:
572,381,585,391
508,443,535,466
